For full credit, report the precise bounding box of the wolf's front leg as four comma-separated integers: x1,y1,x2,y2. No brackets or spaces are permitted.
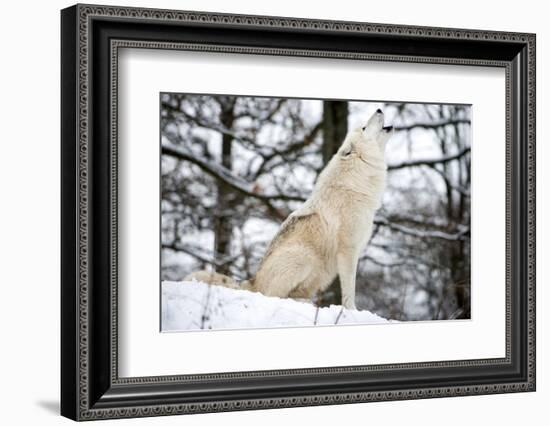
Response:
337,251,359,310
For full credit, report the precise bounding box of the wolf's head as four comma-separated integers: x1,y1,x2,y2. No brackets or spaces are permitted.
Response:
337,109,393,173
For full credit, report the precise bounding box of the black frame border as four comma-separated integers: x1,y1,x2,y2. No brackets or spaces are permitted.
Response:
61,4,536,421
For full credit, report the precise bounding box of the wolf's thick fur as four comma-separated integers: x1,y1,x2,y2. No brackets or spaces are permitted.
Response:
185,110,392,309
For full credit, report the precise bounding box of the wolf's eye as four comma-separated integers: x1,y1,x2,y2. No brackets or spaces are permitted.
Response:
362,126,366,131
341,148,352,157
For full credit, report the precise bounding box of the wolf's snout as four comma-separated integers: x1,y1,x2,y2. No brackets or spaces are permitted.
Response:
362,109,387,136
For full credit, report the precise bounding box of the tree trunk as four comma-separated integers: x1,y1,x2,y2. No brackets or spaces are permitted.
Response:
450,180,470,319
443,112,470,319
318,101,348,306
322,100,349,164
214,97,236,275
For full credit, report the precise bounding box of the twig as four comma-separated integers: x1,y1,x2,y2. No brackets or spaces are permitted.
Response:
200,284,212,330
334,307,344,325
313,306,320,325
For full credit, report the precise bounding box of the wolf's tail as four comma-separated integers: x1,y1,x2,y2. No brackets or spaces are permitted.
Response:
183,270,254,292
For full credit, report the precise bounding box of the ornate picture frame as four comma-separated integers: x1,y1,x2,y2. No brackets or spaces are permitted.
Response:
61,4,535,421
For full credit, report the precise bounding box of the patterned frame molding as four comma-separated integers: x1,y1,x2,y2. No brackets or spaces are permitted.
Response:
61,3,536,421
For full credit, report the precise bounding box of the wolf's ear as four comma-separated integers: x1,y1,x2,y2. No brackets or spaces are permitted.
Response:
289,200,316,219
339,142,355,157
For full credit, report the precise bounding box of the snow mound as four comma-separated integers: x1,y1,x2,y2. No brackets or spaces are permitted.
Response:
161,280,391,332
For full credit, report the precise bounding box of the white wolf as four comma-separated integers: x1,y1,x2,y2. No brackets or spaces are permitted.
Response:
186,109,392,310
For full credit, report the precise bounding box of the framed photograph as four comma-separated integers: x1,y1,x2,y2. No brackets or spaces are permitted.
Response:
61,4,536,421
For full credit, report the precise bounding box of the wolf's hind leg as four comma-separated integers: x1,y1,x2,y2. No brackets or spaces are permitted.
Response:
255,249,313,299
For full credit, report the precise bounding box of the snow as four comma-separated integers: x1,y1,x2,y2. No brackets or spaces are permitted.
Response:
161,280,392,332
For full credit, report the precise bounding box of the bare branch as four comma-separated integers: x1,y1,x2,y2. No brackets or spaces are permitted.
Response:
360,254,407,268
374,217,470,241
428,165,471,197
387,147,470,171
162,241,239,269
394,118,470,132
166,106,270,154
252,120,323,178
162,143,306,203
